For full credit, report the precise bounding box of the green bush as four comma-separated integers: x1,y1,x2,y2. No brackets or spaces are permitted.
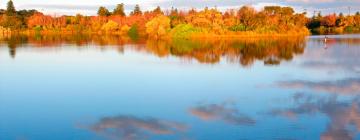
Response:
128,24,139,41
170,24,200,39
33,25,42,32
344,26,354,33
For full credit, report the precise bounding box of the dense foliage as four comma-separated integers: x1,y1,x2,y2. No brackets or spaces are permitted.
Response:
0,0,359,38
307,12,360,34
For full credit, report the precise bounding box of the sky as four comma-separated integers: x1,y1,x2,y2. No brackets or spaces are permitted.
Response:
0,0,359,16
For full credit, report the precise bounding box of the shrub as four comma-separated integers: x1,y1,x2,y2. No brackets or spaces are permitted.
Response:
128,24,139,40
170,24,200,39
229,24,246,31
33,25,42,32
344,26,354,33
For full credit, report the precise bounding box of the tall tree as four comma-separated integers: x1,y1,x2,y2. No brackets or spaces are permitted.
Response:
113,3,125,16
237,6,256,30
152,6,163,15
6,0,16,16
97,6,110,16
130,4,142,16
321,14,336,27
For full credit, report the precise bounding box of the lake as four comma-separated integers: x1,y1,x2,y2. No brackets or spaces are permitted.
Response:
0,34,360,140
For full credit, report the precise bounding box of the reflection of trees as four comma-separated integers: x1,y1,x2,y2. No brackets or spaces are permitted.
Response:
87,115,186,140
2,35,28,58
145,37,306,66
230,38,305,66
0,35,306,66
270,93,360,140
8,36,16,58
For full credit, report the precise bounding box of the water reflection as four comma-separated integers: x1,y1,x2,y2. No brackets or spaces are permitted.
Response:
301,36,360,74
1,35,27,58
148,37,306,66
278,78,360,95
270,93,360,140
88,115,187,140
0,34,307,66
189,101,255,125
1,34,360,140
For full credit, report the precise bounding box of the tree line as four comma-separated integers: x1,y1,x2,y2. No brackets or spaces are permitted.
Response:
0,0,359,39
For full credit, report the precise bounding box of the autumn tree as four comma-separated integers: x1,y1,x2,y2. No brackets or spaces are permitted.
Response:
120,25,130,35
6,0,16,16
237,6,257,30
97,6,110,16
223,9,237,27
145,15,170,39
27,12,55,28
292,13,308,27
90,16,108,32
0,15,22,29
186,7,223,30
0,0,23,29
130,4,142,16
336,13,347,27
169,7,185,27
113,3,125,16
354,13,360,27
152,6,163,15
101,20,119,32
321,14,336,27
264,6,282,15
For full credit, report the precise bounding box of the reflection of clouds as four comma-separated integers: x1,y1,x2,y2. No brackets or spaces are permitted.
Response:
89,115,186,140
301,38,360,74
270,93,360,140
189,102,255,125
278,78,360,95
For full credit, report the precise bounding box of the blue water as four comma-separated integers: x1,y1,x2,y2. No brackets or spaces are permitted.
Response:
1,35,360,140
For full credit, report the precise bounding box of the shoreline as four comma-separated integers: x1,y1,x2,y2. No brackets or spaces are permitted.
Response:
1,29,310,38
2,29,359,39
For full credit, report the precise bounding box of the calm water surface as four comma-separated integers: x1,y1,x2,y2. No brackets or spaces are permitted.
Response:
0,35,360,140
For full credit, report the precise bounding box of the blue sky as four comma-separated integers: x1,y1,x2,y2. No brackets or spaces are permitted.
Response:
1,0,359,16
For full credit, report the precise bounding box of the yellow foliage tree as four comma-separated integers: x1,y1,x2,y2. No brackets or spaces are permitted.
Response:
145,15,170,39
120,25,130,36
185,8,224,34
101,20,119,33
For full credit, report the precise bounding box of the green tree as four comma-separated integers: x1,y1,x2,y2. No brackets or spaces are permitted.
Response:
130,4,142,16
113,3,125,16
6,0,16,16
128,24,139,40
97,6,110,16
